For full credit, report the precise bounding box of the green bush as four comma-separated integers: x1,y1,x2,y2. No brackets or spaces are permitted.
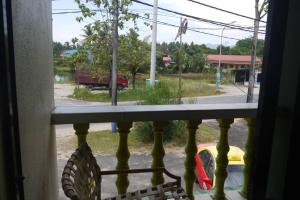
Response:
132,122,153,143
133,82,187,144
165,120,187,145
133,121,187,144
143,81,177,105
73,87,91,100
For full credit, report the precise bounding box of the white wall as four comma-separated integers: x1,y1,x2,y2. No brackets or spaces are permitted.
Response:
12,0,57,199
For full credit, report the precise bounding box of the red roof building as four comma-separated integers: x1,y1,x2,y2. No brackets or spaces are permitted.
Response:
206,54,262,70
162,55,172,67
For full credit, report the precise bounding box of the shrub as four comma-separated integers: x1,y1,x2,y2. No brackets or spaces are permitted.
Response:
73,87,91,100
132,122,153,143
143,81,177,105
133,121,187,144
165,120,187,145
133,82,187,144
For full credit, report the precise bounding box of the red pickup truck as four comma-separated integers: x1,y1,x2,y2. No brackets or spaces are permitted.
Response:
75,71,128,90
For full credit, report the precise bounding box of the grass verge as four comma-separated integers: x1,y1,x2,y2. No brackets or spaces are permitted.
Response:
70,73,222,102
58,123,219,155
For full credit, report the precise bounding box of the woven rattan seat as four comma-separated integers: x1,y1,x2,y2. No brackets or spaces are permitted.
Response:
62,143,189,200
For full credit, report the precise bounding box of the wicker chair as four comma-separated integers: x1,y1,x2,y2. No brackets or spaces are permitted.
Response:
61,143,189,200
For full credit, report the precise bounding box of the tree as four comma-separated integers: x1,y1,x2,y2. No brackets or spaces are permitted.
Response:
119,29,150,89
74,0,142,104
81,21,113,71
53,41,65,58
216,45,231,55
182,43,205,72
74,0,140,70
64,42,71,49
155,42,215,74
247,0,268,103
231,37,264,56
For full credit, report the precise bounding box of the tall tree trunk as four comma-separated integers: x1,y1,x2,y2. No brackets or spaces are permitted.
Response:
111,0,119,105
247,0,259,103
132,71,136,90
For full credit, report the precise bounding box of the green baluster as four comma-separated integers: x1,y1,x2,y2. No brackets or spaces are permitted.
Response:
185,120,202,200
151,121,167,186
213,119,233,200
73,123,89,147
116,122,132,194
241,118,256,198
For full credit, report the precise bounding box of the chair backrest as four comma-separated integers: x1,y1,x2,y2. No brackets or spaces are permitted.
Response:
62,143,101,200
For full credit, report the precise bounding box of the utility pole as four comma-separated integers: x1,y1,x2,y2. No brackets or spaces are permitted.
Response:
178,17,183,103
247,0,259,103
216,21,235,89
149,0,158,87
216,27,225,89
247,0,268,102
111,0,119,106
175,18,188,103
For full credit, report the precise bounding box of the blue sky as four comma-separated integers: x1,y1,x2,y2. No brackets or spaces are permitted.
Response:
52,0,267,47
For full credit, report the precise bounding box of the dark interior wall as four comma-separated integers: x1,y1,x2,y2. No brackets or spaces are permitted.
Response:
1,0,24,199
0,120,7,200
249,0,290,198
266,0,300,198
11,0,57,199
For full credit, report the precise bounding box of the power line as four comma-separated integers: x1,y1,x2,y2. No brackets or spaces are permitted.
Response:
52,9,264,34
52,7,265,34
52,8,267,30
52,8,82,10
136,17,234,39
131,0,265,34
132,0,265,34
186,0,267,23
152,11,267,31
137,15,241,41
132,9,249,30
52,10,82,14
152,10,267,31
52,8,266,32
52,9,106,15
52,9,243,41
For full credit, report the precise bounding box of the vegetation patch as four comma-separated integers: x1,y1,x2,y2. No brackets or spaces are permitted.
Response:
70,73,220,102
59,123,219,155
71,86,146,102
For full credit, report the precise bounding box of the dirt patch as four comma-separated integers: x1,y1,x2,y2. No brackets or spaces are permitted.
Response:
54,83,75,99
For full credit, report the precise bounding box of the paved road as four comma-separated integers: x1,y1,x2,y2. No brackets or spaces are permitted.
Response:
183,94,258,104
54,83,259,106
55,94,258,107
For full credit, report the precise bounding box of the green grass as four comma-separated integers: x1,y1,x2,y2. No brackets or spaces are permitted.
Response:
196,123,219,144
70,73,222,102
58,123,219,154
156,74,221,97
54,65,72,73
71,87,146,102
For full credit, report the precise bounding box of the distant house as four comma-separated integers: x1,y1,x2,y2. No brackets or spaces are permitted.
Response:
207,54,262,84
60,49,94,62
60,49,78,59
162,54,172,67
206,54,262,70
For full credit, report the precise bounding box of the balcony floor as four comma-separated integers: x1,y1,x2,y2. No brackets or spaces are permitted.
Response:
195,190,245,200
58,153,246,200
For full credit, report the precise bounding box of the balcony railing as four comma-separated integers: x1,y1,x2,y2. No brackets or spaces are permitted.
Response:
51,103,257,200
